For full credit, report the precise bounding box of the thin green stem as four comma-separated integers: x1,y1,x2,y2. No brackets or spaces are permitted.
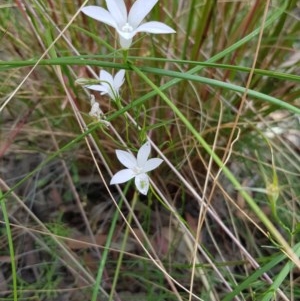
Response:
0,190,18,301
90,196,124,301
108,192,138,301
123,49,134,99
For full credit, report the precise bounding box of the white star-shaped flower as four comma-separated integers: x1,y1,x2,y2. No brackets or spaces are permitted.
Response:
85,69,125,101
110,142,163,195
81,0,176,49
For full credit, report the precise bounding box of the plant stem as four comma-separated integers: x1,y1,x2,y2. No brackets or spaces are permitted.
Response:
0,190,18,301
108,192,138,301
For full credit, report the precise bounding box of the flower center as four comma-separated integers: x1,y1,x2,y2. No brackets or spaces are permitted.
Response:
133,166,142,175
121,22,133,33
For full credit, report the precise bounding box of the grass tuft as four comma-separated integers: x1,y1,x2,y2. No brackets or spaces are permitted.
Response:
1,1,300,300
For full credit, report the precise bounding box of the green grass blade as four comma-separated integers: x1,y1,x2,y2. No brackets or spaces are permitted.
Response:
222,243,300,301
0,190,18,301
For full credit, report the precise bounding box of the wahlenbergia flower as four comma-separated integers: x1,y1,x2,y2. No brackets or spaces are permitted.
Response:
85,69,125,101
89,95,103,119
81,0,176,49
110,142,163,195
88,95,110,126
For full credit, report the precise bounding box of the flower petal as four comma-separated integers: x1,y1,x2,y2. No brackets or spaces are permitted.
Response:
136,21,176,34
128,0,158,29
118,36,133,49
116,149,137,169
100,70,113,85
85,84,108,93
99,70,116,98
143,158,163,173
113,69,125,91
89,102,100,116
110,169,135,184
81,6,117,29
137,142,151,167
135,173,150,195
106,0,127,28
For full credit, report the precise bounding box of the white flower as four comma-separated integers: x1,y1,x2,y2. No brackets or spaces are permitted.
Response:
81,0,176,49
89,95,101,118
88,95,110,126
85,69,125,101
110,142,163,195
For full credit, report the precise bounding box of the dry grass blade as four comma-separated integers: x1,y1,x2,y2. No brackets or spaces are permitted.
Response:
1,1,300,300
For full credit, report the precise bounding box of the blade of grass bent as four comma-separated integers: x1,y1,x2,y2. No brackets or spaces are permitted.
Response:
139,66,300,115
3,56,300,85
